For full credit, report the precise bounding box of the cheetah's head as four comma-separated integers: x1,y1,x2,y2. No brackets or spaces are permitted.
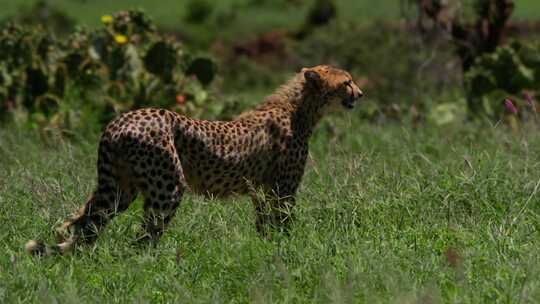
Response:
302,65,363,110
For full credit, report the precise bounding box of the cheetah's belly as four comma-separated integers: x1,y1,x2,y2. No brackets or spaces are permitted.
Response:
173,119,274,197
178,143,273,197
181,157,268,197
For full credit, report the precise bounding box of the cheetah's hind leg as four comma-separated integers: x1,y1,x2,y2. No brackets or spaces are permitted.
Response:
133,148,185,247
25,148,138,256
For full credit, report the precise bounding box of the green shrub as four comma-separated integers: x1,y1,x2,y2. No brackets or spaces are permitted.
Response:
464,41,540,118
0,10,220,135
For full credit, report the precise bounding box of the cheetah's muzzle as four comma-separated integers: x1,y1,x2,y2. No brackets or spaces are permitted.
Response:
341,83,363,109
342,95,356,109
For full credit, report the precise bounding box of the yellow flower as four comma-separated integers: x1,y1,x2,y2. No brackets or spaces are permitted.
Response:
114,34,128,45
101,15,113,24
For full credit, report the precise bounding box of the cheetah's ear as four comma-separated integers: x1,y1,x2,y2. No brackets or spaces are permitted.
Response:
303,69,322,90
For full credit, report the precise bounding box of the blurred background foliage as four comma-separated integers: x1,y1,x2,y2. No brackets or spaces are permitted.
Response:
0,0,539,134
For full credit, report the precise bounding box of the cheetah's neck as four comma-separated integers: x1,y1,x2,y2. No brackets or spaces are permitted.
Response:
249,74,327,137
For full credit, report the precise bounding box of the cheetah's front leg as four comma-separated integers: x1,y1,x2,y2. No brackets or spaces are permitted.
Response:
252,148,306,235
252,186,298,236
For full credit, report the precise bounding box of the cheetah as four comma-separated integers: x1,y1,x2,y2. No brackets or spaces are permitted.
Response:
25,65,363,255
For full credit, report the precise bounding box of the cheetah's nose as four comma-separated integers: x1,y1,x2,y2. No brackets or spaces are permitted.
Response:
357,89,364,99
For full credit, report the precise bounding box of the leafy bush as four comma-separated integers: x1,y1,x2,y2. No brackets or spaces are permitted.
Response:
0,10,220,134
464,40,540,118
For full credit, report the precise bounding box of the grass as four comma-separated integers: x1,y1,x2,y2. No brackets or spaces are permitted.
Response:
0,0,538,40
0,0,402,47
1,0,539,302
1,0,538,50
0,0,402,28
2,116,540,303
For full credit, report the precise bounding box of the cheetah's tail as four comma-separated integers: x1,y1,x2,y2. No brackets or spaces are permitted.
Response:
25,239,64,256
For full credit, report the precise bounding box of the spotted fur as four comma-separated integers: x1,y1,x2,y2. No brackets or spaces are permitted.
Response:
25,65,363,255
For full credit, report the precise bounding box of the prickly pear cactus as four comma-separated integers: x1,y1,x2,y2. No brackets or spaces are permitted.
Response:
0,10,219,134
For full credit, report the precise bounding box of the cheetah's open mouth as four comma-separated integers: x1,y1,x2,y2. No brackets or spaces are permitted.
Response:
341,95,355,109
